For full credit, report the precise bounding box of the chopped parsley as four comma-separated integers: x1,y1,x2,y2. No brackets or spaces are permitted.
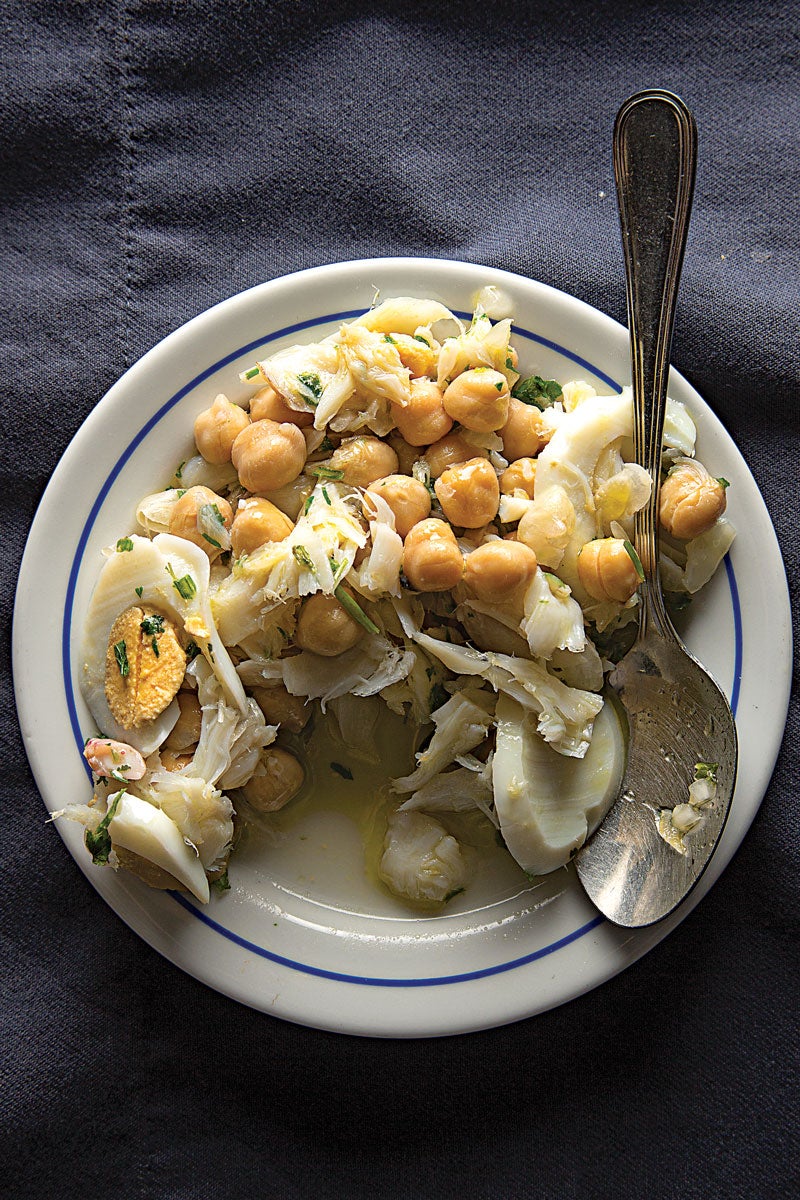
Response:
167,563,197,600
383,333,397,345
512,375,563,409
320,435,335,452
297,370,323,407
330,762,353,780
322,485,331,505
292,545,316,572
113,640,129,677
243,365,261,381
334,586,380,634
694,762,718,782
303,494,314,516
413,333,431,346
140,614,165,636
311,465,345,480
494,380,504,392
622,539,645,582
134,586,144,598
185,639,201,660
717,477,730,489
116,537,134,552
175,461,185,480
84,792,123,865
210,870,231,894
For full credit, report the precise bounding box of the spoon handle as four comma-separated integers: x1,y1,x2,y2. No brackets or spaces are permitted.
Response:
614,90,697,630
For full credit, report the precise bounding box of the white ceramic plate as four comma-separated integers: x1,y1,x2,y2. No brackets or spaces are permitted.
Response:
13,258,792,1037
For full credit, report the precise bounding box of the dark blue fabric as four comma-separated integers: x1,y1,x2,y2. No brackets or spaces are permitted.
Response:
2,2,797,1197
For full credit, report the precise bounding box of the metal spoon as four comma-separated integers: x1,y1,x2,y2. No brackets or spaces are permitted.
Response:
574,90,738,927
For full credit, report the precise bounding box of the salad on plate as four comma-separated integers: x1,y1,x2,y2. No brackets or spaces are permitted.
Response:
56,292,734,907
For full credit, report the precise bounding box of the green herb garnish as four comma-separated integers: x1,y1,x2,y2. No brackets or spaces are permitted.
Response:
297,370,323,407
322,486,331,505
694,762,718,782
185,640,201,660
383,333,397,345
413,333,431,346
167,563,197,600
717,477,730,489
134,586,143,598
334,586,379,634
113,640,129,677
84,792,123,865
140,614,165,636
320,435,334,452
330,762,353,780
116,537,134,552
622,539,645,582
311,465,345,480
303,494,314,516
210,870,231,894
292,545,316,572
512,375,563,408
243,365,261,381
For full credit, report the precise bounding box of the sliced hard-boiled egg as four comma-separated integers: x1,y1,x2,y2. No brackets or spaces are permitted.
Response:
493,692,625,876
108,791,210,904
80,533,247,754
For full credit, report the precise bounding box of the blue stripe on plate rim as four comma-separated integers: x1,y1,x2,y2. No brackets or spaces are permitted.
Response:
61,309,744,989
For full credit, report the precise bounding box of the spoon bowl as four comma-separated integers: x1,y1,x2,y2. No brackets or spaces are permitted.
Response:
575,91,739,926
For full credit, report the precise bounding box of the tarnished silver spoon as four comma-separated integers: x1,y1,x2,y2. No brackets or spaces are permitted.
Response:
574,90,738,927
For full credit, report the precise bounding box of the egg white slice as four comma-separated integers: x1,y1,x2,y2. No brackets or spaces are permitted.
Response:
493,693,625,876
107,791,210,903
80,533,246,754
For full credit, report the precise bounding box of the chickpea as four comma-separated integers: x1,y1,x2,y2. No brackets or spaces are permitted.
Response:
295,591,364,656
194,394,250,464
329,436,399,488
168,485,233,560
391,379,453,447
249,383,315,427
500,396,547,461
434,457,500,529
464,541,539,604
241,747,305,813
164,691,203,752
113,846,180,890
364,475,431,538
160,749,194,772
442,368,510,433
660,460,727,540
231,420,307,493
425,431,488,479
577,537,642,602
387,433,419,476
500,457,537,498
391,333,438,379
249,684,310,733
231,497,294,558
517,487,576,569
402,518,465,592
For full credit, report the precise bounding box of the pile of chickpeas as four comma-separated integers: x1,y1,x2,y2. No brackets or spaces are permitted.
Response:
163,322,727,814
